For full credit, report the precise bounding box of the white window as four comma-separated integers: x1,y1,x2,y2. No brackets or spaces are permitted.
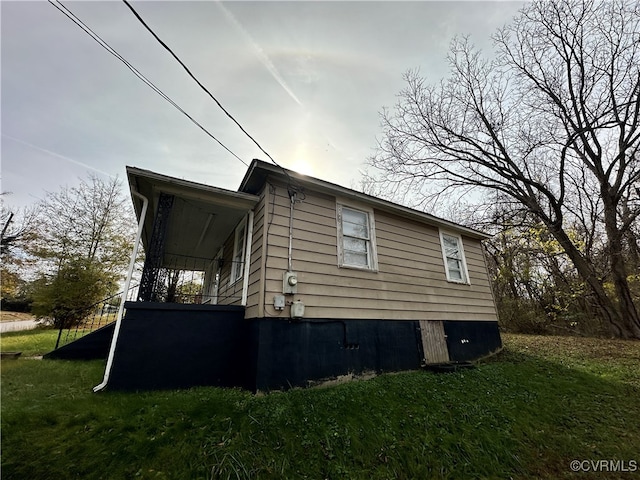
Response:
230,218,246,284
337,204,377,270
439,231,469,284
205,247,223,304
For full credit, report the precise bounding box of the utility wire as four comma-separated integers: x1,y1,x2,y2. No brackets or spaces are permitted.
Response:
48,0,249,167
121,0,299,188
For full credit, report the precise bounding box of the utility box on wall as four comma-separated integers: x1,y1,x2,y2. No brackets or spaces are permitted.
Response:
273,295,285,311
290,300,305,319
283,271,298,295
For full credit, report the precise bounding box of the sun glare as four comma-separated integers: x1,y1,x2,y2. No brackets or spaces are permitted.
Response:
291,159,315,176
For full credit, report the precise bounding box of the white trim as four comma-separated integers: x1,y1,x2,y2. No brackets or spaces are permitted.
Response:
439,230,470,284
336,202,378,271
241,210,254,306
94,190,148,393
128,166,260,205
230,217,247,285
239,160,489,240
205,246,224,305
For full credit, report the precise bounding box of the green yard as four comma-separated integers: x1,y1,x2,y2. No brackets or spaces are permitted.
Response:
1,330,639,479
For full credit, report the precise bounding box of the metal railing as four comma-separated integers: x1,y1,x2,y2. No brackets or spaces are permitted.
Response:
54,254,245,350
137,253,243,305
55,285,139,349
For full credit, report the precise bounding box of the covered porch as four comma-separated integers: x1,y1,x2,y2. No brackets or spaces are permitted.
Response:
91,167,260,392
128,166,259,306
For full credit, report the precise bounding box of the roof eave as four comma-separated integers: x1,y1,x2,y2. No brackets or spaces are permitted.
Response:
239,160,490,240
128,166,259,208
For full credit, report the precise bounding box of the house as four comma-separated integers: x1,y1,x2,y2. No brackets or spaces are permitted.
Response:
50,159,502,392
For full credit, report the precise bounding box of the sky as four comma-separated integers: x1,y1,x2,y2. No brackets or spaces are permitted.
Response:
1,0,524,211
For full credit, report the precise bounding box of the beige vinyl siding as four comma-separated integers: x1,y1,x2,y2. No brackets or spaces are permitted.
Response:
211,186,266,313
259,183,498,322
216,231,243,305
215,189,267,311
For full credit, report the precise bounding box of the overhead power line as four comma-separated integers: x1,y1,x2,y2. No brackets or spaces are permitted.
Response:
48,0,249,167
121,0,294,181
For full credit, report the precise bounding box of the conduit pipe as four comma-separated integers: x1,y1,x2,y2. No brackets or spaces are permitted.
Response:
288,191,295,272
93,190,148,393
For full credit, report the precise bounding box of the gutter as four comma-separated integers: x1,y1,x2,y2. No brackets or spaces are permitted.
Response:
93,190,148,393
239,160,490,240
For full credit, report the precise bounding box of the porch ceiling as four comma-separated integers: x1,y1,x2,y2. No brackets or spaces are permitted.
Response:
127,167,260,268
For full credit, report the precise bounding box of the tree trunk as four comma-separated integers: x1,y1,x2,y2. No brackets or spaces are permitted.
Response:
601,195,640,338
621,199,640,270
546,222,639,339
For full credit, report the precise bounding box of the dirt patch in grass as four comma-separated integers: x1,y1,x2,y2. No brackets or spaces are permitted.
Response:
502,332,640,388
0,311,36,323
503,333,640,361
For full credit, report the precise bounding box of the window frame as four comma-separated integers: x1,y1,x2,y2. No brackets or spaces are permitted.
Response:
206,246,223,304
438,230,470,284
230,217,247,285
336,203,378,271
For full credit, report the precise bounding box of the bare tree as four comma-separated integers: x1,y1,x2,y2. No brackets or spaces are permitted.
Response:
1,198,39,306
371,0,640,338
1,197,38,257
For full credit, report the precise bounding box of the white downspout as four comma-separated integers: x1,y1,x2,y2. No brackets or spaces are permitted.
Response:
241,210,254,307
93,190,148,393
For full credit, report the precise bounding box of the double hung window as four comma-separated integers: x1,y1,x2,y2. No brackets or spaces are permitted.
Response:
439,231,469,283
337,204,377,270
231,218,246,284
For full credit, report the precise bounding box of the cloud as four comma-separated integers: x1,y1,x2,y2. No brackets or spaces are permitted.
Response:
1,134,116,179
216,2,303,107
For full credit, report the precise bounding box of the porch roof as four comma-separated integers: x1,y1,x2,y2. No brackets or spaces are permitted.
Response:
127,167,260,265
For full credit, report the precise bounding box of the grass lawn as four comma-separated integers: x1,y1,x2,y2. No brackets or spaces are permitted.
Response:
1,331,639,479
0,328,60,357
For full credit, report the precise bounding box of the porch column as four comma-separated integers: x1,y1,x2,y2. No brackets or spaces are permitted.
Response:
138,192,174,302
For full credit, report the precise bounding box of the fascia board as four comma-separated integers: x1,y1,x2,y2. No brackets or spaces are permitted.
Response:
239,160,490,240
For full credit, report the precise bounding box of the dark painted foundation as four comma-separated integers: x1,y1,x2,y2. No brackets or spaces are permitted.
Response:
253,318,424,391
107,302,252,391
92,302,502,392
444,320,502,362
44,323,115,360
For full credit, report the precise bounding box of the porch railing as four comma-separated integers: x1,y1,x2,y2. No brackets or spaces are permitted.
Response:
137,253,243,305
54,253,245,350
55,285,139,349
